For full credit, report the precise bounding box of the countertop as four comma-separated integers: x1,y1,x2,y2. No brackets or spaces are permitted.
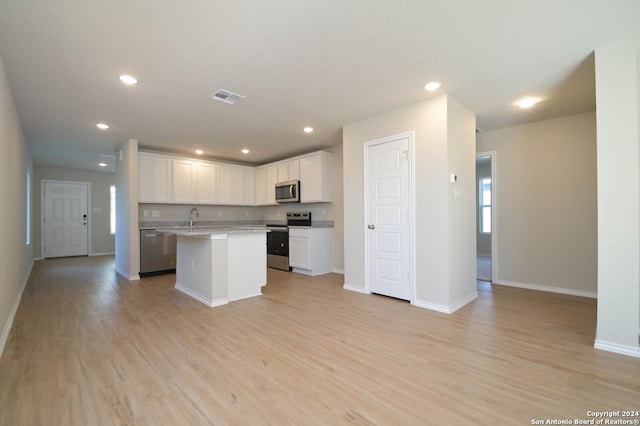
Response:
140,220,334,230
157,226,269,238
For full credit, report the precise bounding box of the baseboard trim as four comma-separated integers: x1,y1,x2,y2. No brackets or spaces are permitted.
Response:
115,267,140,281
228,292,262,303
175,283,228,307
0,260,34,359
493,279,597,299
343,283,368,294
333,268,345,275
89,252,115,257
33,257,44,261
413,291,478,314
594,340,640,358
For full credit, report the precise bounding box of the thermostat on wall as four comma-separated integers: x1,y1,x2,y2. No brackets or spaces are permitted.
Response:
449,173,457,183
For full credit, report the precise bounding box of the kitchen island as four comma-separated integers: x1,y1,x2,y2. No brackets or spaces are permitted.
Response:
159,227,268,307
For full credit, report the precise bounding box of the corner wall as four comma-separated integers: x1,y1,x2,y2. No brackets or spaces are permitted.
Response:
476,112,598,297
594,38,640,357
343,95,477,312
0,55,33,358
115,139,140,280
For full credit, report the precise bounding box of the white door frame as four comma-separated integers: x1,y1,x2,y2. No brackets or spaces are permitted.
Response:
41,179,92,258
363,131,416,303
475,151,497,282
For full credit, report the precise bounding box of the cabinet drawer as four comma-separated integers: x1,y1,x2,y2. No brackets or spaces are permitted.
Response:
289,227,310,238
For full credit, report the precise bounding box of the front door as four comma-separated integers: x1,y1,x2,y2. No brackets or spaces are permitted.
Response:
366,135,412,300
44,181,89,258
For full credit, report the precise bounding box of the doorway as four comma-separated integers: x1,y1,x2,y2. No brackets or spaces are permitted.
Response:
42,181,89,258
364,132,414,301
476,152,495,282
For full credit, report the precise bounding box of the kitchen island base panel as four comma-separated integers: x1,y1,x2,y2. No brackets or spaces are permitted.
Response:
173,231,266,307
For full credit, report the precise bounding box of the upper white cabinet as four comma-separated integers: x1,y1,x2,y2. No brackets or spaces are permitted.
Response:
300,151,332,203
255,166,267,205
139,152,172,203
195,162,217,204
243,168,256,205
138,149,331,205
217,164,246,205
275,159,300,183
265,164,278,205
172,159,196,204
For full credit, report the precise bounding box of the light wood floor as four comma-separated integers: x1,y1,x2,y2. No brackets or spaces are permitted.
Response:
1,257,638,425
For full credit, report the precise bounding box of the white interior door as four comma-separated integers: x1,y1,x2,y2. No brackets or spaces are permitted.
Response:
44,182,88,258
367,136,411,300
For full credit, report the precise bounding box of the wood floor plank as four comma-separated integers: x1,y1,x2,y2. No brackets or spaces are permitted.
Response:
0,256,638,425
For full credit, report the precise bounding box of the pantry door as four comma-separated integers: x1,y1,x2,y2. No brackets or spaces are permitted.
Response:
43,181,89,258
365,133,413,301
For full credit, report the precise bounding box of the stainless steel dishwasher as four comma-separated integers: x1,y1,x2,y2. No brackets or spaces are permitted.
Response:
140,229,177,275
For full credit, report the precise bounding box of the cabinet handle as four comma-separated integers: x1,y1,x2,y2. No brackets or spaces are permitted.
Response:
367,224,375,230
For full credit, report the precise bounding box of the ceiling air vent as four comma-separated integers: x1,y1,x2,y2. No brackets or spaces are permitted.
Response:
210,89,245,105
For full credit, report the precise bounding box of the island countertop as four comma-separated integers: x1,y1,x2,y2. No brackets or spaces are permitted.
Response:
157,226,269,239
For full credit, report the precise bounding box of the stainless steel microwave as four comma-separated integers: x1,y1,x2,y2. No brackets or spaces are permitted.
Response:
275,180,300,203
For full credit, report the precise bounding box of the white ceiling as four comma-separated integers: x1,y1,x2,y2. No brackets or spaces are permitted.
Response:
0,1,639,172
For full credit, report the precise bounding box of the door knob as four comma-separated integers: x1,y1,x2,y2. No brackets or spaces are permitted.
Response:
368,224,375,229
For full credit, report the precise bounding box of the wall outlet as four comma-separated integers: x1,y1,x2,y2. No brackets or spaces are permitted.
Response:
143,210,149,217
152,210,160,217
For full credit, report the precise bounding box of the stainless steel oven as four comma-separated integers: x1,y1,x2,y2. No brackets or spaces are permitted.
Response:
266,212,311,271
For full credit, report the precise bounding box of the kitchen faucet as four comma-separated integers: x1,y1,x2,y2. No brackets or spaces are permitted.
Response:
189,207,199,228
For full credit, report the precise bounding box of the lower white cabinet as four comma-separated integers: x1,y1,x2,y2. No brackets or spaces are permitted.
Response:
288,227,332,276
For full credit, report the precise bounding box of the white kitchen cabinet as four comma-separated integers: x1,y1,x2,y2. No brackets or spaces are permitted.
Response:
243,167,255,205
288,227,333,276
195,162,217,204
255,166,267,205
276,159,300,183
172,159,196,204
215,164,246,205
288,160,300,181
139,152,172,203
277,163,288,183
300,151,332,203
265,164,278,205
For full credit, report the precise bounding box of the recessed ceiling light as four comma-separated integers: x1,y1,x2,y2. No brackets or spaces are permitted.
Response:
195,149,204,155
119,75,138,85
98,162,108,167
516,97,540,108
96,123,109,130
424,81,441,91
241,149,250,154
303,127,314,133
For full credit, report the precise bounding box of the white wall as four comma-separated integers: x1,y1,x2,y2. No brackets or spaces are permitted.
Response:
115,139,140,280
343,95,477,312
594,38,640,357
0,55,33,357
33,167,116,257
476,112,597,297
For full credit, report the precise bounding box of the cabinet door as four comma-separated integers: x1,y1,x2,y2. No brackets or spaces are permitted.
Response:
288,160,300,181
266,165,278,205
255,167,267,205
216,164,231,204
289,236,311,269
300,153,332,203
139,153,172,203
195,162,216,204
243,167,255,205
228,166,245,205
172,159,196,204
277,163,288,183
